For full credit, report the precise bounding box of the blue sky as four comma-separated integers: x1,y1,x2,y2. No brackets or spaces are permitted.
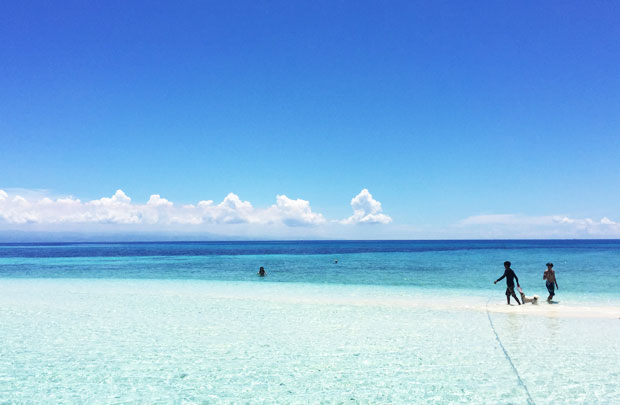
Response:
1,1,619,238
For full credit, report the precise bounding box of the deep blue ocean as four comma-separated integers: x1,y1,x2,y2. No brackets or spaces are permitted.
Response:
1,240,619,302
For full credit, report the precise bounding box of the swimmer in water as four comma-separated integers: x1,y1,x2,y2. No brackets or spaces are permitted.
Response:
258,266,266,277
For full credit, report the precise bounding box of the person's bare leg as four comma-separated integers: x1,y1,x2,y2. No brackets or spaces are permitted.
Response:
512,293,521,305
506,295,510,305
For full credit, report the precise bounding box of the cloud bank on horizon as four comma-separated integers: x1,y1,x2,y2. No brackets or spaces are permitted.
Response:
0,188,389,229
457,213,620,238
1,188,619,238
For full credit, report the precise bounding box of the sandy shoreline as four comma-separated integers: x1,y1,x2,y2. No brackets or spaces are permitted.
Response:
2,278,617,319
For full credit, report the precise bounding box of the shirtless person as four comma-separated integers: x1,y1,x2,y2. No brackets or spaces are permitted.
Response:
494,261,521,305
543,262,559,302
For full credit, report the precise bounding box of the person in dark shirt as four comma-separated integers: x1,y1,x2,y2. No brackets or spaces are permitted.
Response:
494,261,521,305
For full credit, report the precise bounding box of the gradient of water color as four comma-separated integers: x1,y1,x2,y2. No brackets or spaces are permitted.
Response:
1,240,619,403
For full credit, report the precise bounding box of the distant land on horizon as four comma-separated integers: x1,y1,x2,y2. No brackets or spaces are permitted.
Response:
0,231,618,244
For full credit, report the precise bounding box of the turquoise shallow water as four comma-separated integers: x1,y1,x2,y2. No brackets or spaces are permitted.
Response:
1,241,620,403
1,279,619,404
2,240,620,303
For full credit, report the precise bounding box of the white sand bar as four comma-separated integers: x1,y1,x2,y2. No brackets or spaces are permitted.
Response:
1,279,619,403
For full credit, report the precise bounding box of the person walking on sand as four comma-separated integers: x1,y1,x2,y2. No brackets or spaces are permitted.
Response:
494,261,521,305
543,262,559,302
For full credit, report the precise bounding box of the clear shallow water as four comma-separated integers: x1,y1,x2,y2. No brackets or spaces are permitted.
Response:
1,240,620,303
1,280,619,404
1,241,620,403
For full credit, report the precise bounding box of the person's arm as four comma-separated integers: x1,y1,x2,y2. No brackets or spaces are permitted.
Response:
543,271,547,280
514,272,520,287
494,272,506,284
555,274,558,289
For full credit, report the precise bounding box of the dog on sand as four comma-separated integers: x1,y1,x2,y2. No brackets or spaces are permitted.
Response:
518,287,539,304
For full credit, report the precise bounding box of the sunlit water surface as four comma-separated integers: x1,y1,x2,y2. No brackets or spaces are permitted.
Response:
1,241,619,403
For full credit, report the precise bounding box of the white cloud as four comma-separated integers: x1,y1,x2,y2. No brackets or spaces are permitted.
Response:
3,187,619,239
461,214,619,228
341,189,392,224
89,189,132,205
458,213,620,237
268,195,326,227
0,189,327,229
84,189,141,224
205,193,254,224
552,216,575,225
147,194,173,207
601,217,616,225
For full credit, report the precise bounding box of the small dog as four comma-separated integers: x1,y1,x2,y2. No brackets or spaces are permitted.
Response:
518,287,539,304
